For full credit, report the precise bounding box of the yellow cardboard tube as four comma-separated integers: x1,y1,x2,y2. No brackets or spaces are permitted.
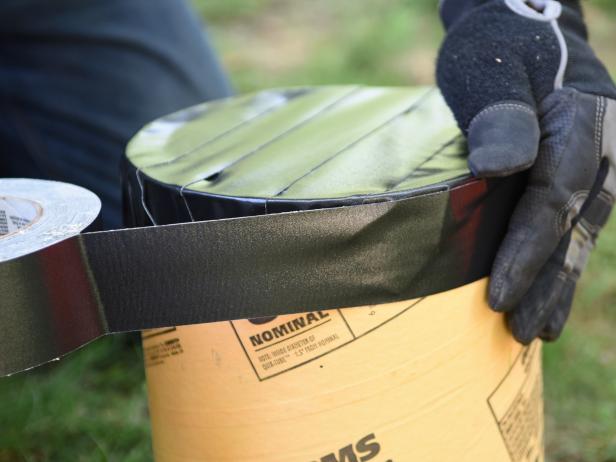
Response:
142,279,544,461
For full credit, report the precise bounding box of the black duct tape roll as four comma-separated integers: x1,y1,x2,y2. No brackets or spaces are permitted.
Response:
0,86,524,377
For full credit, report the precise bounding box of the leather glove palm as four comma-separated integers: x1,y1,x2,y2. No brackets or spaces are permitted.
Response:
437,0,616,344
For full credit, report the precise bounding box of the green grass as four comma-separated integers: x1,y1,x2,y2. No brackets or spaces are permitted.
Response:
198,0,443,92
2,1,616,461
544,215,616,461
0,337,149,462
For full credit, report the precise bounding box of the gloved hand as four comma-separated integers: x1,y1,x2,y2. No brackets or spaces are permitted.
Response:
437,0,616,344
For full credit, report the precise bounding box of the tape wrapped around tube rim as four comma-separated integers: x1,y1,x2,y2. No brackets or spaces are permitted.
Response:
0,86,525,377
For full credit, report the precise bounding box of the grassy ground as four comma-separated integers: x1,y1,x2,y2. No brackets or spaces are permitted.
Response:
2,1,616,461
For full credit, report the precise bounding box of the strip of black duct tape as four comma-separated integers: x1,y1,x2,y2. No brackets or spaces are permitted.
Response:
0,174,524,377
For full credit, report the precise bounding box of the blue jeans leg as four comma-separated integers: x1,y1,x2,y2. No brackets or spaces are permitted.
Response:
0,0,232,229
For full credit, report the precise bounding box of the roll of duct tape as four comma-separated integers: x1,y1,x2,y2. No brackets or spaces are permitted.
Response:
0,179,105,375
0,179,100,262
0,86,525,378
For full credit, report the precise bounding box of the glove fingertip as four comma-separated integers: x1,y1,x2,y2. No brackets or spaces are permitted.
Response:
488,286,512,312
539,280,576,342
508,313,540,346
488,252,531,313
469,146,535,178
467,102,540,178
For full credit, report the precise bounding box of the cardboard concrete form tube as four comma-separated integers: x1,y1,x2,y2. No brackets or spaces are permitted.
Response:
142,279,544,462
129,86,544,461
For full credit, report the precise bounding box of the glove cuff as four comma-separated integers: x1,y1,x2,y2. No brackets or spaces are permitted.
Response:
439,0,489,29
440,0,583,30
561,0,582,14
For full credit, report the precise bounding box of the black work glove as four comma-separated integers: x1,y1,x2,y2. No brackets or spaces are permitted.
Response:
437,0,616,344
